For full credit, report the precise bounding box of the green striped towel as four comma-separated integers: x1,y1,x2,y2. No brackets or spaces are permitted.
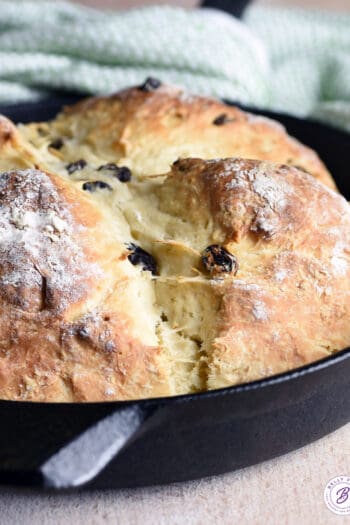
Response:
0,0,350,132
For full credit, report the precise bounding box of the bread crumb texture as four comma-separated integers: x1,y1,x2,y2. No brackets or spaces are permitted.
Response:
0,84,348,401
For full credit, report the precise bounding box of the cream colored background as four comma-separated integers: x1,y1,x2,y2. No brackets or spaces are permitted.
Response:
1,1,350,524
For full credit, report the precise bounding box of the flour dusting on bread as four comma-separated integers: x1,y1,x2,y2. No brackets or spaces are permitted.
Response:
0,169,104,312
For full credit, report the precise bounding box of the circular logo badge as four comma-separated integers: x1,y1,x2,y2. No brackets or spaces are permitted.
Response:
324,476,350,515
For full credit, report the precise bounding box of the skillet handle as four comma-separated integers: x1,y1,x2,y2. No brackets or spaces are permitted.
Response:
39,404,154,489
200,0,252,18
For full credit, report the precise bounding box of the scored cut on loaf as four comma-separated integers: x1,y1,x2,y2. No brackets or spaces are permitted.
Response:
0,82,348,402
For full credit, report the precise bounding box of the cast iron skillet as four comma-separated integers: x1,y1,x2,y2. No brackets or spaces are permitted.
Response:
0,93,349,491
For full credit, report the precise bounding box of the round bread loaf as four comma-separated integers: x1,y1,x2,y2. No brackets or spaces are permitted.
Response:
0,157,349,401
0,83,348,401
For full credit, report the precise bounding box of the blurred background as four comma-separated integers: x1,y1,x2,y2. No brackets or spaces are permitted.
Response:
73,0,349,10
1,0,350,132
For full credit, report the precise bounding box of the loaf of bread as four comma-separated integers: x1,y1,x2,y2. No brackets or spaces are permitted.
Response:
0,81,348,402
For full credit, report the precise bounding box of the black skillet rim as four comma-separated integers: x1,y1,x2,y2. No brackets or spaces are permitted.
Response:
1,93,350,408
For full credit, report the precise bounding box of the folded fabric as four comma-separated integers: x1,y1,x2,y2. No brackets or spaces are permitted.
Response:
0,0,349,132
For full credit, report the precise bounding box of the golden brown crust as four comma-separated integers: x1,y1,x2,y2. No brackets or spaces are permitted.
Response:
0,168,171,401
0,115,43,171
164,158,350,388
21,84,334,188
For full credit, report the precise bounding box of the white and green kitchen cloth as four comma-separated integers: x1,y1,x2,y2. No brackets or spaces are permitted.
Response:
0,0,350,131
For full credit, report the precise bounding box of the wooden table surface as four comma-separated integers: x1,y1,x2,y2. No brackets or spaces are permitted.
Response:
1,1,349,524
